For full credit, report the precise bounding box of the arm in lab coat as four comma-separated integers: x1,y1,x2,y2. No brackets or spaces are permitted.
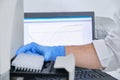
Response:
66,11,120,71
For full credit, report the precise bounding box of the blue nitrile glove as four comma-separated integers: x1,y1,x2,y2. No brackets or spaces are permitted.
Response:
16,42,65,61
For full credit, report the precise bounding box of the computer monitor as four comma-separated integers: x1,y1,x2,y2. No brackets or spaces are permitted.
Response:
24,12,95,46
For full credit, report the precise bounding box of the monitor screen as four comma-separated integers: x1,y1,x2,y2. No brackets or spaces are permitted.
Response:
24,12,94,46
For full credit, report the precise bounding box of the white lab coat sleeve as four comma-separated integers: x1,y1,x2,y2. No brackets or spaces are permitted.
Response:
93,12,120,71
93,34,120,71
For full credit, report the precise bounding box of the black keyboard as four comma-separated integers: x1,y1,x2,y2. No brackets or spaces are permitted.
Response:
75,67,117,80
10,61,117,80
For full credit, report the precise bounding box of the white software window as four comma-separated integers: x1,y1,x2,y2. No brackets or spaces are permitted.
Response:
24,16,93,46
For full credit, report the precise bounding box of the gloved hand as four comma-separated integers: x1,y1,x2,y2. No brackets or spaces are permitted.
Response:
16,42,65,61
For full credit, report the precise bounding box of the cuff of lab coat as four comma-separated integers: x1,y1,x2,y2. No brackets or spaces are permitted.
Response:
93,40,109,69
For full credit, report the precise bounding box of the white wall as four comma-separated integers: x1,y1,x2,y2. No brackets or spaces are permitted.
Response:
24,0,116,19
112,0,120,8
111,0,120,13
0,0,23,75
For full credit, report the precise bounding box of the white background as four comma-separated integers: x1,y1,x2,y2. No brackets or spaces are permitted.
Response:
24,0,120,19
